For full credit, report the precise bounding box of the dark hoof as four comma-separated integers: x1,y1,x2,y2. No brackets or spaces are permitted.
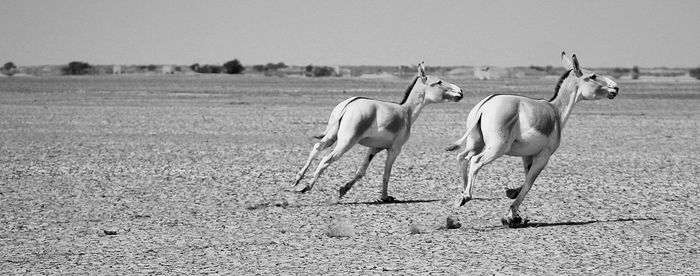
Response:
453,196,471,208
380,196,396,203
292,175,303,187
294,184,311,193
338,186,349,198
505,187,521,199
501,216,524,228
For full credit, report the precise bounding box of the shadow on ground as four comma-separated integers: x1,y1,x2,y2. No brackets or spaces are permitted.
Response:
508,217,659,229
340,199,442,205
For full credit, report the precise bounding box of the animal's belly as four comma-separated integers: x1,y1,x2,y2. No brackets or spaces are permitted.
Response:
358,131,404,149
506,132,548,156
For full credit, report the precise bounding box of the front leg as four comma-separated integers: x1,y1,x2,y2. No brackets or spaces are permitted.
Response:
502,153,550,227
339,147,382,199
505,156,532,199
380,148,401,202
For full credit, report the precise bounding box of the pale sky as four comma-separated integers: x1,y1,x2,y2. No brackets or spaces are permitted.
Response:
1,0,698,67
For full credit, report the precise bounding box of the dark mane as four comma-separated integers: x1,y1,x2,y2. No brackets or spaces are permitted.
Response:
550,69,572,102
399,76,420,104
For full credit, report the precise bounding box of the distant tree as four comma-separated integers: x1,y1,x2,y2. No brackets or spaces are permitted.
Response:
197,64,222,74
689,68,700,80
631,66,640,80
305,64,314,77
263,62,287,71
63,61,93,75
223,59,245,74
313,66,335,77
190,63,200,72
252,65,266,72
1,62,17,76
3,62,16,71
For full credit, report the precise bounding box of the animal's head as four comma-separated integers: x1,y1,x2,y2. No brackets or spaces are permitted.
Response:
562,52,619,100
417,62,464,103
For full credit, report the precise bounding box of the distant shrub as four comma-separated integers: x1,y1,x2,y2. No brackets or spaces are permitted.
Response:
252,62,287,73
252,65,265,72
223,59,244,74
631,66,640,80
62,61,94,75
3,62,16,71
1,61,17,76
189,63,222,74
305,65,336,77
689,68,700,80
198,65,222,74
268,62,287,71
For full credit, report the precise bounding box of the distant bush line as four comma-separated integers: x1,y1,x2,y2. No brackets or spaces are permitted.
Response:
2,59,698,80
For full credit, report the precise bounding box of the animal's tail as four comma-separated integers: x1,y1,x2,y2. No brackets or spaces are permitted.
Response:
312,97,364,139
445,94,498,151
444,114,480,151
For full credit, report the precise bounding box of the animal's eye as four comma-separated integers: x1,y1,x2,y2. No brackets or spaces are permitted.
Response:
433,80,443,86
590,74,597,80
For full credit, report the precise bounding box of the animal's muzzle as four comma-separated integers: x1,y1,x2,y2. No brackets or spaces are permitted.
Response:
607,87,619,99
455,93,464,102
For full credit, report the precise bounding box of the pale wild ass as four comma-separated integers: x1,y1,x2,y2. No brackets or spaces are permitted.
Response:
446,52,619,227
294,62,464,202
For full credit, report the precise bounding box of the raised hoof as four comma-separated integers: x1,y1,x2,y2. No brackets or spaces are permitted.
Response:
380,196,396,203
292,174,303,187
501,216,524,228
505,187,521,199
294,184,312,193
453,196,471,208
338,186,349,199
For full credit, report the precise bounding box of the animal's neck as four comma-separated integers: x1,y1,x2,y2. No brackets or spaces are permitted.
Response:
401,87,426,125
550,77,581,129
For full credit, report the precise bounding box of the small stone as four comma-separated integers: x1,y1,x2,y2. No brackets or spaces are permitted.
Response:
446,215,462,229
104,229,118,235
409,224,422,234
273,198,289,207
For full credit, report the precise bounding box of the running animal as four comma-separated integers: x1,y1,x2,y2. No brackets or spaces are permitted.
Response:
446,52,619,227
293,62,464,202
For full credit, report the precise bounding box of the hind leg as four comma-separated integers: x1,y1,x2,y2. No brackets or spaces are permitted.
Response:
505,156,533,199
293,136,336,186
339,147,382,199
456,135,484,204
455,144,507,207
295,139,356,193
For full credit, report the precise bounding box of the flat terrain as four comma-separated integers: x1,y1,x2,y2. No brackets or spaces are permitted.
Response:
1,74,698,274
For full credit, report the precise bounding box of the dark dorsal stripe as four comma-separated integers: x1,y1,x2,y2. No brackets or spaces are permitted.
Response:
550,69,572,102
399,76,420,104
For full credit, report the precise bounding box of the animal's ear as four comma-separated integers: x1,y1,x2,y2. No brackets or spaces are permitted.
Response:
562,52,582,77
561,52,573,70
417,61,427,83
571,54,582,77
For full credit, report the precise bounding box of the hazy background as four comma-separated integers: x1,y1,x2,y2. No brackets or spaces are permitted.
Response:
1,0,698,67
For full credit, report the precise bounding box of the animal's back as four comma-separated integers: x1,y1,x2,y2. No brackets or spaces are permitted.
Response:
340,99,408,149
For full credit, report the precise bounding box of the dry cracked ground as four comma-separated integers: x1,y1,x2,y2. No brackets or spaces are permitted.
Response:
1,75,698,274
